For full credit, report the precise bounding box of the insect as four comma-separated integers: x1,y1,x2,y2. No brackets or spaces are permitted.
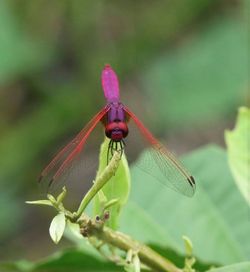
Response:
39,65,196,197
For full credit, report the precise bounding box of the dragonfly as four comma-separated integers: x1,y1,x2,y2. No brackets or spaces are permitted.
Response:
39,64,196,197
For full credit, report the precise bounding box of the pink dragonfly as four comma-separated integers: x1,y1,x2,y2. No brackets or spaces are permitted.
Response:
39,65,195,197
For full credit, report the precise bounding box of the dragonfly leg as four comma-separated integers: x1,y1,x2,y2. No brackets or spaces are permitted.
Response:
110,141,114,157
121,138,126,147
109,140,125,160
119,141,123,158
107,140,112,165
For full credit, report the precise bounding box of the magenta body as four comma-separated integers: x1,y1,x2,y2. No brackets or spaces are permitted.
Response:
101,65,128,142
101,64,120,103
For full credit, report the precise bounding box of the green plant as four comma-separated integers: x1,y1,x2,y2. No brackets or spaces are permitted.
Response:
25,142,186,272
1,107,249,272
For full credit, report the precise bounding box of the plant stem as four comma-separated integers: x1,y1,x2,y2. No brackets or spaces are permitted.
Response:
80,218,182,272
75,151,121,219
48,147,181,271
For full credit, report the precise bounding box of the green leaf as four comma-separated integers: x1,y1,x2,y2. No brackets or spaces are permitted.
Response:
207,262,250,272
225,107,250,206
93,137,131,229
49,213,66,244
0,249,121,272
121,145,250,265
25,200,53,206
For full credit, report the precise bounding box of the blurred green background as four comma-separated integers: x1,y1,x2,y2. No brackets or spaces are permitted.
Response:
0,0,248,265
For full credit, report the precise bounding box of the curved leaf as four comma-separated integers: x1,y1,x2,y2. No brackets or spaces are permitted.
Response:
49,213,66,244
225,107,250,206
121,145,250,265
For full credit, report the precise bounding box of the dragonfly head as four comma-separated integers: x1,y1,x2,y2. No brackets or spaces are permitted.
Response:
105,121,128,142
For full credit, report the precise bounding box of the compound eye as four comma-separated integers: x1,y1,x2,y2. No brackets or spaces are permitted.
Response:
105,128,111,138
105,123,115,138
122,129,128,138
118,122,128,138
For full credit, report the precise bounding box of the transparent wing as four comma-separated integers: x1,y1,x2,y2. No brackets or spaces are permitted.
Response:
124,106,196,197
39,106,109,188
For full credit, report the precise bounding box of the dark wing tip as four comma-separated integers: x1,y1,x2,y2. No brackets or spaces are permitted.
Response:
38,173,55,190
48,178,55,188
187,175,196,187
185,176,196,197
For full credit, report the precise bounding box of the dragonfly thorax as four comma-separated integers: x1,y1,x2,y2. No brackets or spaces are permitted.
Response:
105,102,128,142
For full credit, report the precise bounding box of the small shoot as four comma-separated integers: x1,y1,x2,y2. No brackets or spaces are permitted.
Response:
182,235,196,272
25,199,53,207
56,186,67,204
26,187,70,244
124,250,141,272
26,186,67,209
